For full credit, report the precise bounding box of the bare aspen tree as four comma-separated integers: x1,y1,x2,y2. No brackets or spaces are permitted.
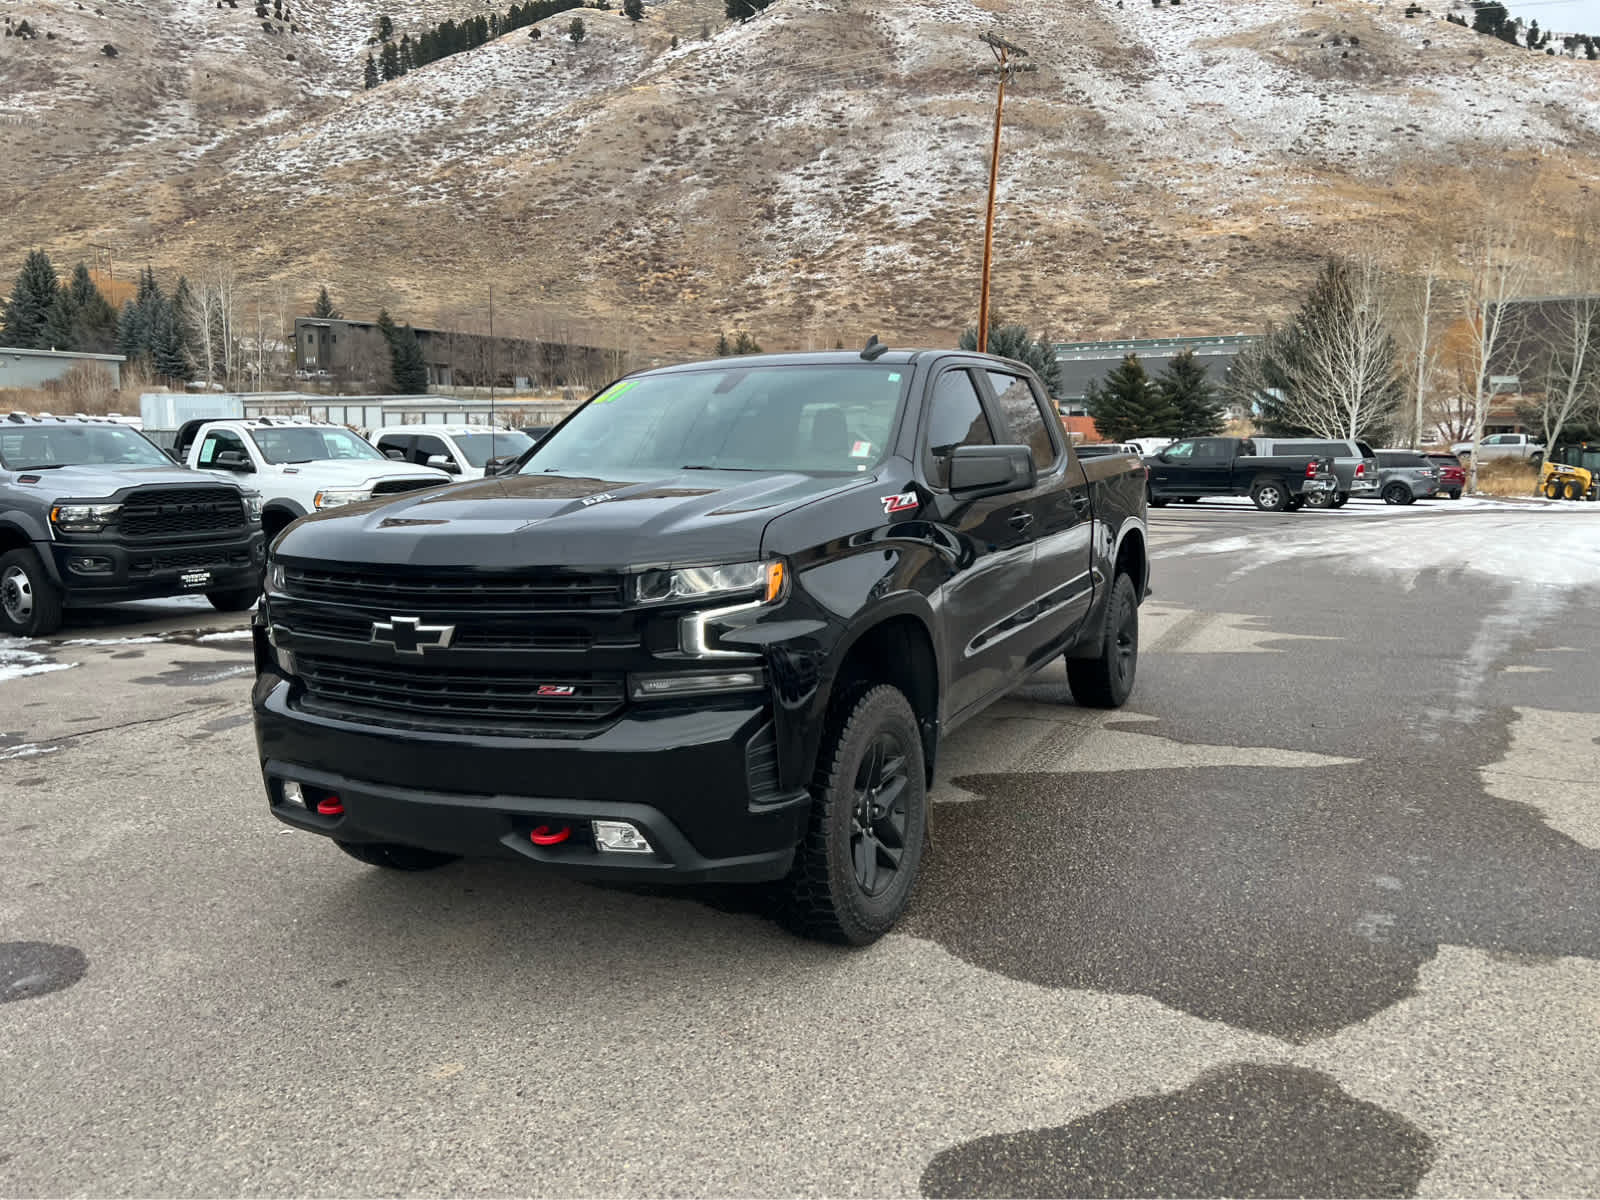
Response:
1457,219,1531,491
1277,257,1403,440
1531,223,1600,453
189,284,219,387
1396,248,1448,447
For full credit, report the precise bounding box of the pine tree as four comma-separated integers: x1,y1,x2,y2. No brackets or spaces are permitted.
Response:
117,300,150,364
364,52,379,87
399,33,414,70
312,286,341,319
1084,354,1181,442
623,0,644,20
715,331,732,356
568,16,585,41
42,290,78,351
68,262,118,352
1154,348,1225,436
172,277,203,372
1,249,61,349
391,324,429,393
380,40,400,79
376,12,393,40
152,299,192,383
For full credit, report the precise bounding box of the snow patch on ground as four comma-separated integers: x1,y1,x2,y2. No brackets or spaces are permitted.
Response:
0,638,76,685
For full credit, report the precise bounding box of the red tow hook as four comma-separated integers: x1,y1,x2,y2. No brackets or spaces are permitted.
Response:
529,824,571,846
316,797,345,816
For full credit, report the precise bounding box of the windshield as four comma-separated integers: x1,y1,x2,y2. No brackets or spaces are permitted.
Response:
520,365,909,478
251,426,383,465
0,423,170,469
454,431,534,468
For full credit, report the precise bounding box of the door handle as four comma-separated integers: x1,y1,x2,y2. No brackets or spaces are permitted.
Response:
1069,492,1091,515
1008,510,1033,532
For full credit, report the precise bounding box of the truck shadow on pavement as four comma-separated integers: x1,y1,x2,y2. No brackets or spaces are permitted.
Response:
902,756,1600,1045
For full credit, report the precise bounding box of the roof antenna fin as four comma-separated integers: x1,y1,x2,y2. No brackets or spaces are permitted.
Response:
860,334,888,361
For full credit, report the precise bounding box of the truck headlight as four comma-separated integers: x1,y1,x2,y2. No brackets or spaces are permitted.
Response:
635,560,786,605
50,502,122,533
313,487,373,509
242,491,264,522
265,561,287,594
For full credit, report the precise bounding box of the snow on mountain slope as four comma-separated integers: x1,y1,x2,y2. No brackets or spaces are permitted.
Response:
1,0,1597,350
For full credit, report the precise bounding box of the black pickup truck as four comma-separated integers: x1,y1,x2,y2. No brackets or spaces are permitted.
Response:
1144,436,1337,511
1,414,265,635
251,348,1150,943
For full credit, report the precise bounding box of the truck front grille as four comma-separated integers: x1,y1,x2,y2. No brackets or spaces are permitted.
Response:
121,487,248,538
282,565,624,612
277,603,595,651
371,478,444,497
294,654,625,733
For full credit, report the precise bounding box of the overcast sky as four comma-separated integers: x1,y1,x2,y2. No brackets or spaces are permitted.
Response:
1504,0,1600,33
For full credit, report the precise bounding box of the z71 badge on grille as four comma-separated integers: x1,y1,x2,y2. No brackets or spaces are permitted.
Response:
536,684,577,697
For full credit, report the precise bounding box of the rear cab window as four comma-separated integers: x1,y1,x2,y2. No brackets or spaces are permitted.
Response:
983,370,1060,472
923,369,997,489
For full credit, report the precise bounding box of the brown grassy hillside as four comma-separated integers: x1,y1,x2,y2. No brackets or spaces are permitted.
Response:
2,0,1598,358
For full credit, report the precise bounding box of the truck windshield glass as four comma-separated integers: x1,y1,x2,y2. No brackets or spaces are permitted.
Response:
251,427,383,464
521,365,908,477
0,424,169,469
454,431,534,467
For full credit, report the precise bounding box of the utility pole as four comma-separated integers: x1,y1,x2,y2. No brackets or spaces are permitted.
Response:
976,30,1032,354
488,284,497,457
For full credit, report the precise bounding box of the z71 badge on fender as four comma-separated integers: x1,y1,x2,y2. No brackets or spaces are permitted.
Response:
881,491,919,515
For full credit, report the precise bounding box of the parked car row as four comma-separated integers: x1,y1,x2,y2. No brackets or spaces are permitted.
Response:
0,411,551,635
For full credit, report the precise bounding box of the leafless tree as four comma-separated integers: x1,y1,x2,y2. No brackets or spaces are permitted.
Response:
1274,257,1404,440
1393,246,1449,447
1456,219,1531,489
188,284,219,387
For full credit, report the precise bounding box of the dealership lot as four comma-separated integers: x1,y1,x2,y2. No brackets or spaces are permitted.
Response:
3,501,1598,1197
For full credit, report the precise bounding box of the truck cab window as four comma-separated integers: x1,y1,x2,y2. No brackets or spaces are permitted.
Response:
985,371,1057,471
199,429,249,467
925,370,995,488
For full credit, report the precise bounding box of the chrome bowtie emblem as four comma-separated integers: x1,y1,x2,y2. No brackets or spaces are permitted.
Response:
370,615,456,654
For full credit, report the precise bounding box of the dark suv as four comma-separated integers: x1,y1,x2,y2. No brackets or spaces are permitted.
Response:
1374,449,1442,505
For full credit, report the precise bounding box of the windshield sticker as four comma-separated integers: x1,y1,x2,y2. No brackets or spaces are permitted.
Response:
881,491,919,515
851,440,872,458
887,373,902,382
592,379,641,405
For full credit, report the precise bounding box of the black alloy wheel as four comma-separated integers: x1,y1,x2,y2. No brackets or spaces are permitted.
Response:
1382,483,1414,506
849,732,912,898
1066,572,1139,709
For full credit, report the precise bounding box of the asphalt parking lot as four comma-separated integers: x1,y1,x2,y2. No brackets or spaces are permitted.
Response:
4,499,1599,1197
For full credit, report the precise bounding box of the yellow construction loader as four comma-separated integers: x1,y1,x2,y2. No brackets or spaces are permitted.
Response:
1541,457,1597,501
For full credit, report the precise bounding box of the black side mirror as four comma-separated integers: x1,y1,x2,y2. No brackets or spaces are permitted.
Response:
383,447,405,460
214,450,253,472
948,444,1034,497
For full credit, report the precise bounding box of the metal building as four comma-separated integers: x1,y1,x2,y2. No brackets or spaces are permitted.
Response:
0,347,126,390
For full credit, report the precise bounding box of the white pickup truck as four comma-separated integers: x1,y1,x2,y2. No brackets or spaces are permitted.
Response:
1450,432,1545,462
174,417,452,541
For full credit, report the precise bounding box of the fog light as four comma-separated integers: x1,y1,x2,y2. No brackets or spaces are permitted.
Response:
593,820,652,854
629,669,764,700
281,780,306,809
66,556,112,575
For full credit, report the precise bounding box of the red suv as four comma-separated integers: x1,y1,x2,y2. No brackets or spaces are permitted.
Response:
1426,453,1465,500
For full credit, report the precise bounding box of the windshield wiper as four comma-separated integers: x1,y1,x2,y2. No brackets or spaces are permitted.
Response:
679,464,766,472
10,464,67,471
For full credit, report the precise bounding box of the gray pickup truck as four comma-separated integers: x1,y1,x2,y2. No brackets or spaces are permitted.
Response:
1,414,266,635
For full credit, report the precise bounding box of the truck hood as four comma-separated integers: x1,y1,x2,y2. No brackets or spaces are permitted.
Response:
275,469,870,568
19,463,245,499
258,460,451,489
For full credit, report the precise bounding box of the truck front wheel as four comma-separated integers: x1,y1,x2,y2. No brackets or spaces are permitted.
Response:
0,548,64,637
781,684,927,946
1066,572,1138,709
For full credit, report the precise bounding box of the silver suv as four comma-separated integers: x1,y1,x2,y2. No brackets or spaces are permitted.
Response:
1248,438,1379,507
1373,449,1441,505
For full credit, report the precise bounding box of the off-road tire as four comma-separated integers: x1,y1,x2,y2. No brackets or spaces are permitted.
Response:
1251,481,1288,512
1066,572,1139,709
336,841,458,871
780,684,927,946
206,587,259,612
1564,480,1584,501
1382,483,1414,506
0,547,65,637
1543,480,1563,500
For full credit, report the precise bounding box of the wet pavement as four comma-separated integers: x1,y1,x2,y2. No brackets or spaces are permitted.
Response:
2,500,1598,1196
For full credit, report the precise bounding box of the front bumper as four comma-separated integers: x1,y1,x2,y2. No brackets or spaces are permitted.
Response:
252,675,810,883
44,531,265,605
